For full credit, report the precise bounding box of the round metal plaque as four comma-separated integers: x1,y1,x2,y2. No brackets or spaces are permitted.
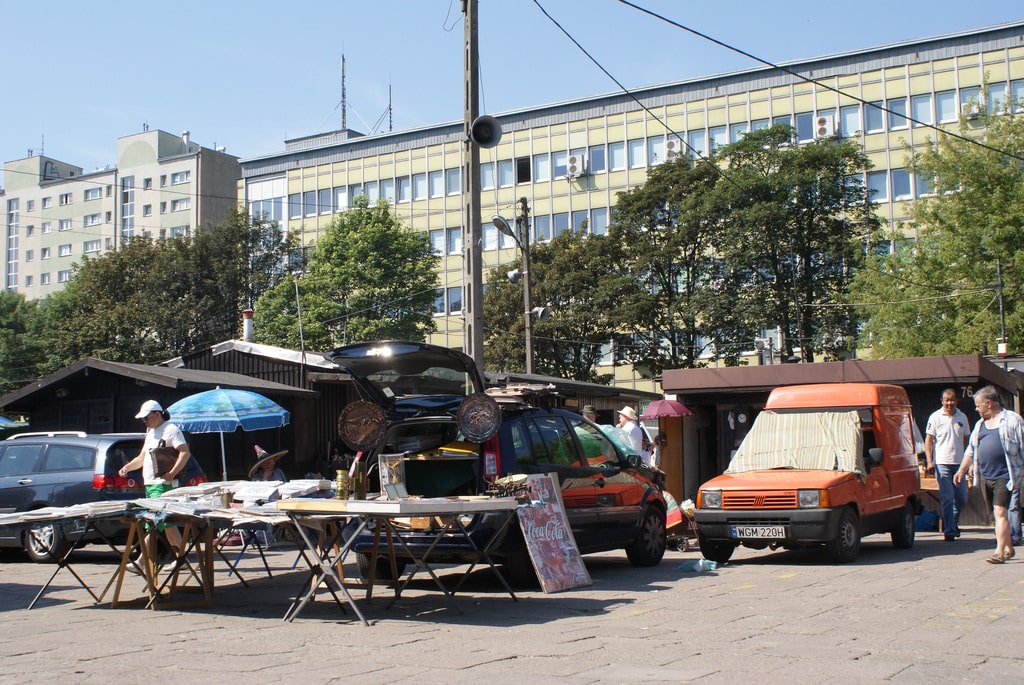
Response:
457,393,501,443
337,400,387,452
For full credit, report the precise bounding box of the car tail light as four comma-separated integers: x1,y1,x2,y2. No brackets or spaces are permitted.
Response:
93,473,143,491
482,435,500,477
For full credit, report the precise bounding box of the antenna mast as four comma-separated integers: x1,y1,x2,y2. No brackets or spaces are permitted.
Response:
341,55,347,132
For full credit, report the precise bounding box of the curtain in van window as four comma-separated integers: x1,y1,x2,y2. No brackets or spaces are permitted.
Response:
726,410,864,477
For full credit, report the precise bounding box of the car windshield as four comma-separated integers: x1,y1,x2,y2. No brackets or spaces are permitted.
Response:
599,424,637,457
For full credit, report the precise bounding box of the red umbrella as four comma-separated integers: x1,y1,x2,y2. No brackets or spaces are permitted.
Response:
640,399,693,420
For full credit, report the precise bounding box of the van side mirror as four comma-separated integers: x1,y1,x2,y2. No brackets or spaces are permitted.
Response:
868,447,884,465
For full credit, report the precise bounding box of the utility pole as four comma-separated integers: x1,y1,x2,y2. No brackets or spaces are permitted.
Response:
462,0,485,375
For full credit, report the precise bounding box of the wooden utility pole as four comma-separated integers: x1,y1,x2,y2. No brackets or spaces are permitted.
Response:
462,0,485,375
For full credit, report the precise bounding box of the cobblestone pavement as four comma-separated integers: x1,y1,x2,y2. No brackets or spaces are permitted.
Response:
1,527,1022,684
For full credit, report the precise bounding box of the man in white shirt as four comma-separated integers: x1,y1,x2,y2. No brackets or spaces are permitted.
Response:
925,388,970,541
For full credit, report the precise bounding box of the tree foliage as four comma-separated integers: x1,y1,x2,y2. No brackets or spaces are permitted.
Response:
483,229,620,381
851,109,1024,357
0,291,44,395
253,197,439,350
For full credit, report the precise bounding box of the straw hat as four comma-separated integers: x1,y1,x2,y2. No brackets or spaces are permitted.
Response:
248,444,287,480
618,406,638,421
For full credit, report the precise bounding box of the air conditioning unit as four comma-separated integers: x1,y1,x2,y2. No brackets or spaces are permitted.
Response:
961,102,981,119
814,115,836,139
567,153,587,178
665,138,681,160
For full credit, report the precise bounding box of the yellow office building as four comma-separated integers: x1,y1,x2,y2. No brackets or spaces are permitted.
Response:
239,21,1024,390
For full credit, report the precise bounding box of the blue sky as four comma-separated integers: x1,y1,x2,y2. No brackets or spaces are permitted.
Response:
2,1,1021,186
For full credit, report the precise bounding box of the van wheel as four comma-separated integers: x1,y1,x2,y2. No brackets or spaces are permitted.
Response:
626,506,667,566
24,522,72,563
826,508,861,562
355,552,406,581
890,501,915,549
698,532,736,564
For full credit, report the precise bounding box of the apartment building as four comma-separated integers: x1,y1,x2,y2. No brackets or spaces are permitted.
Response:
3,129,240,299
239,21,1023,389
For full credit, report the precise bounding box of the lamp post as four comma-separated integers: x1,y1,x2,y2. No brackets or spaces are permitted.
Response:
493,197,536,374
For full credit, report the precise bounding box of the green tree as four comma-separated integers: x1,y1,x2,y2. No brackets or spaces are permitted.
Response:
851,108,1024,356
254,197,439,349
713,125,880,361
607,157,726,373
0,291,44,394
483,229,620,381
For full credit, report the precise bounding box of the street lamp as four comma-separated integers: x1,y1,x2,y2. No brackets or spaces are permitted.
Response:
493,197,537,374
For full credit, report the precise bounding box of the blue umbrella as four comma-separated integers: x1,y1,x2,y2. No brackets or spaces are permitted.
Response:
167,387,290,481
0,416,19,427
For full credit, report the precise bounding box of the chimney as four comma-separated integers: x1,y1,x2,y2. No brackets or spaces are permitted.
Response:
181,130,190,145
242,309,254,341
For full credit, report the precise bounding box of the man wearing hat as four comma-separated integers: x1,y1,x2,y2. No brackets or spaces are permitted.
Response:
250,445,288,482
582,405,597,422
617,406,644,454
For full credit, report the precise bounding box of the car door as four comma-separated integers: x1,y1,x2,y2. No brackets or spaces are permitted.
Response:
35,444,98,507
0,442,46,514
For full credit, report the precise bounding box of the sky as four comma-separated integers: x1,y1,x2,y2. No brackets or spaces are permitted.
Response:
2,1,1021,187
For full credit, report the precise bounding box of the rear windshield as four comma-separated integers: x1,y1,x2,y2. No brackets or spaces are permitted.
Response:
102,440,144,474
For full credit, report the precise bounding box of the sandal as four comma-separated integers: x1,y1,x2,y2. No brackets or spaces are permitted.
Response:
1005,549,1015,560
986,553,1006,564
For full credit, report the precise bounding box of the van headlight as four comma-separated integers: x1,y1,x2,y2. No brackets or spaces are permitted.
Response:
797,489,821,508
700,489,722,509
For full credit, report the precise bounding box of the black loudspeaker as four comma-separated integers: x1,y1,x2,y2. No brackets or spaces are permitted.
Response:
469,115,502,148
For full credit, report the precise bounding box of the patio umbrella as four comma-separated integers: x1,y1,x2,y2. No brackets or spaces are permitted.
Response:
640,399,693,420
167,387,290,481
0,416,17,426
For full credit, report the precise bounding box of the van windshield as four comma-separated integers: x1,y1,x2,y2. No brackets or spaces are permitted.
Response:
726,409,865,476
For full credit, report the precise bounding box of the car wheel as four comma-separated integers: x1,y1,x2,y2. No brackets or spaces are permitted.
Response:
826,507,861,562
697,532,736,563
24,521,72,563
625,505,667,567
890,501,915,549
355,552,406,581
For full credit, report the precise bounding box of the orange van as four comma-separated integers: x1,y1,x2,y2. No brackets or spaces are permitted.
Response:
694,383,922,563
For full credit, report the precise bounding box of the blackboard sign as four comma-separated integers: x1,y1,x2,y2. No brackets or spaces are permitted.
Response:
516,473,591,593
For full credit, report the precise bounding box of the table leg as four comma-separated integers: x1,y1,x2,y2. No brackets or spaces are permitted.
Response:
282,515,369,625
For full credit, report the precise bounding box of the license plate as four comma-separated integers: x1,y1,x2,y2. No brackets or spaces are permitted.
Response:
731,525,786,539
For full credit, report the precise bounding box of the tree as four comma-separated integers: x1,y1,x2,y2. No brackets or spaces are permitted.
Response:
0,291,44,394
712,125,881,362
851,108,1024,357
483,229,620,381
253,197,439,349
607,156,726,373
35,209,294,372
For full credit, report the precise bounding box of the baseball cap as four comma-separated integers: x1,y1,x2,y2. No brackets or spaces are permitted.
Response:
135,400,163,419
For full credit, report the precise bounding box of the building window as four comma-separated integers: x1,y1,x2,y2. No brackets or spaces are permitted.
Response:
58,270,72,283
170,170,191,184
432,289,445,315
572,210,588,233
497,160,514,187
482,223,497,251
41,247,51,259
84,187,102,201
935,91,958,123
59,193,73,206
170,226,190,238
588,145,606,174
83,213,101,227
627,138,646,167
794,114,814,142
24,275,33,287
534,214,551,242
891,169,912,200
170,198,190,212
380,178,395,202
26,200,34,212
318,188,332,215
867,170,888,203
648,136,666,164
429,229,445,255
480,163,496,191
608,142,626,170
105,211,112,223
412,173,427,200
446,286,463,314
58,244,72,257
591,207,609,236
446,227,462,255
143,178,153,190
515,157,531,184
728,123,748,144
83,240,101,253
302,191,316,216
396,177,410,203
24,249,33,262
58,219,72,231
142,205,152,217
40,272,51,285
1011,80,1024,113
160,175,167,187
839,105,861,137
688,130,707,157
42,197,52,209
887,99,908,130
914,173,935,197
445,168,461,195
428,171,444,198
553,212,570,238
911,94,932,127
865,101,885,132
533,154,550,183
160,202,167,214
41,222,52,234
25,225,34,237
